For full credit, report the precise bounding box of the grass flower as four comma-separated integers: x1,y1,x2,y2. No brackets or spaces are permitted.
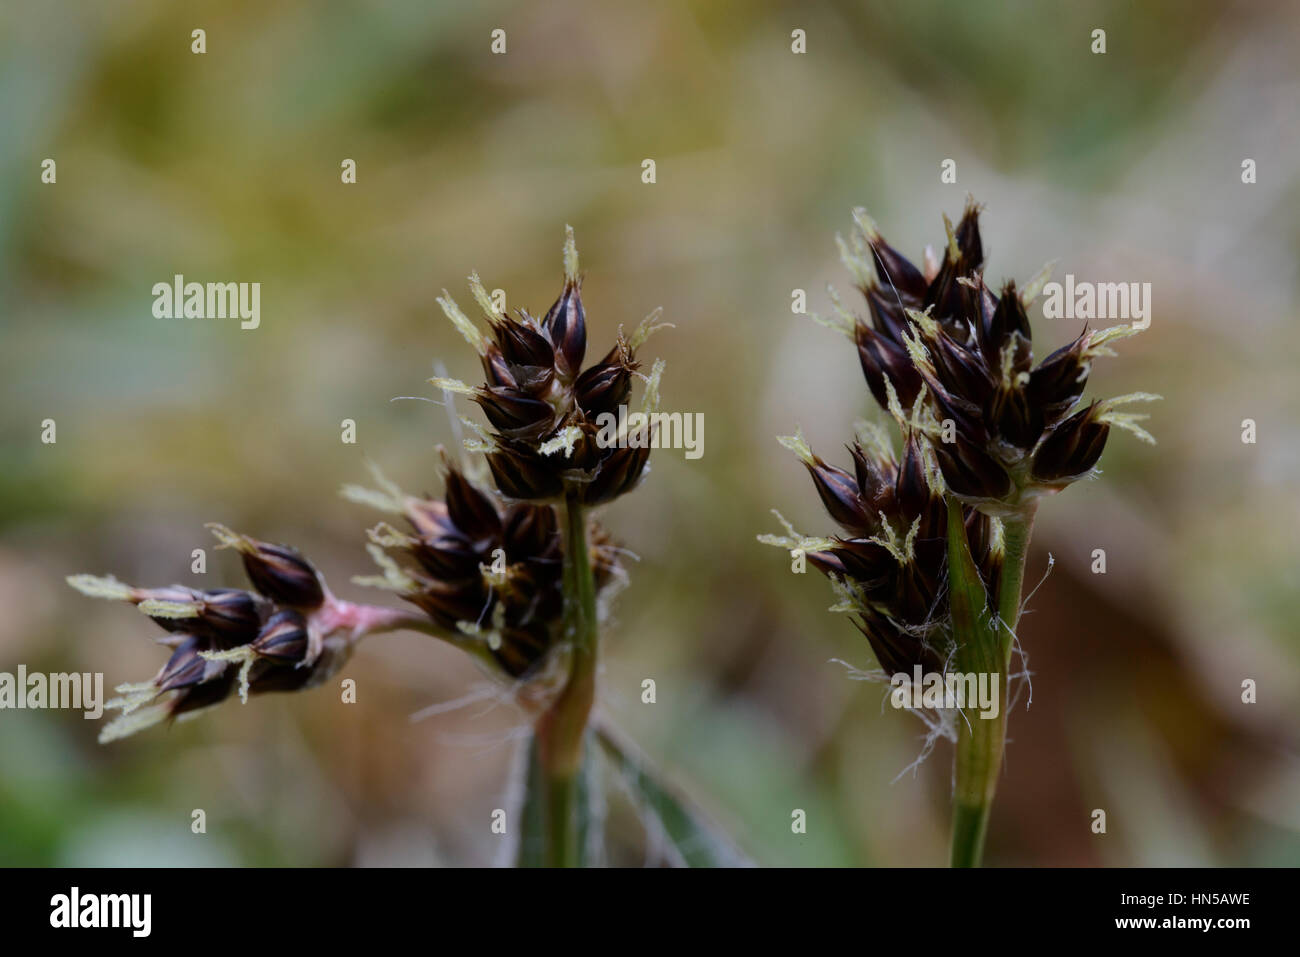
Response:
767,198,1158,866
431,226,669,506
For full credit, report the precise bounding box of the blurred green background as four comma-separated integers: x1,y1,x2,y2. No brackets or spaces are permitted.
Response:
2,0,1298,866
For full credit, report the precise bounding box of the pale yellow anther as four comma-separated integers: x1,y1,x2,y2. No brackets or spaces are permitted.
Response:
469,271,504,323
1020,260,1057,308
539,425,583,459
563,225,579,282
437,291,488,355
206,522,253,554
837,231,875,289
640,358,665,415
66,574,134,601
756,509,837,554
776,427,815,466
629,307,673,350
851,206,881,242
137,598,201,620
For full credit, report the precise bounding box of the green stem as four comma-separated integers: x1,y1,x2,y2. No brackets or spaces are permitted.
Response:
534,487,599,867
948,500,1036,868
995,507,1036,667
543,769,581,867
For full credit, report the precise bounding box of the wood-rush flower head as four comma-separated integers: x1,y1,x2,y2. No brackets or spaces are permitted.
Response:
68,539,356,742
846,201,985,411
799,201,1162,865
770,195,1158,700
837,199,1160,514
432,226,671,506
346,462,625,679
762,427,1002,678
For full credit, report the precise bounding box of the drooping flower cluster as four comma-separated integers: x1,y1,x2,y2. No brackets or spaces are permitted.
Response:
433,226,669,505
67,528,346,742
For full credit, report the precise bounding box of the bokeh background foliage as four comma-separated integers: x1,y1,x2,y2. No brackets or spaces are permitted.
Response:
1,0,1298,865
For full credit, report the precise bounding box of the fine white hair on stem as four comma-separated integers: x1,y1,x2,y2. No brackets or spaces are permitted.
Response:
1019,552,1055,614
828,657,959,779
408,684,502,724
1006,630,1035,713
438,722,532,759
998,551,1051,712
390,395,446,405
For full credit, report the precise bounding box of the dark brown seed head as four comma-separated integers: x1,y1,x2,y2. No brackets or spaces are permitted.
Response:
195,588,262,650
169,669,237,718
492,316,556,374
486,442,566,501
930,327,995,409
238,541,325,610
443,468,504,544
894,437,935,515
383,464,624,679
863,285,914,342
853,612,948,678
979,280,1032,357
208,526,326,610
848,442,894,513
856,325,924,411
542,278,587,379
251,608,311,664
247,642,348,696
984,382,1043,451
473,387,557,439
583,440,651,506
1031,403,1110,483
776,199,1145,679
156,635,215,692
1027,333,1090,423
804,457,868,532
931,433,1013,501
840,206,1128,506
409,530,481,581
925,211,984,322
862,227,928,301
502,503,559,557
574,346,636,419
436,229,664,509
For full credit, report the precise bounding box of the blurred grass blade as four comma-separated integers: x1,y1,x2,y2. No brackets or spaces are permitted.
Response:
515,733,599,867
515,734,547,867
595,723,751,867
577,734,604,866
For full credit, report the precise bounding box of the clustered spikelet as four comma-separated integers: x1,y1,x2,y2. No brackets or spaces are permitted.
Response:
768,198,1157,679
769,427,1000,678
848,199,1159,513
346,462,626,679
66,530,345,742
433,225,671,505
